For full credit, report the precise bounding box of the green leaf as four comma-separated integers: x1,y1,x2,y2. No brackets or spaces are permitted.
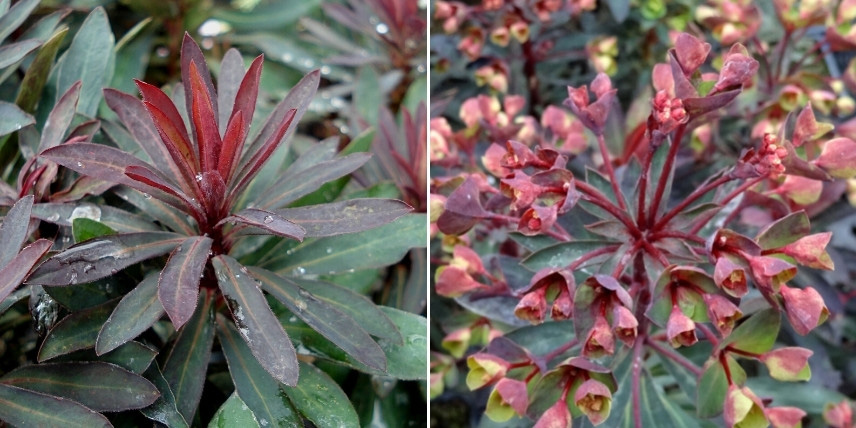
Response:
109,17,154,96
521,240,615,271
73,218,116,243
0,362,159,411
96,274,163,355
0,384,111,428
250,267,387,372
54,6,115,117
38,299,115,361
209,392,261,428
162,290,215,422
213,0,322,30
141,363,189,428
213,255,299,386
717,308,780,354
282,361,360,428
697,354,745,418
0,101,35,138
755,211,810,250
234,32,348,82
354,67,381,125
216,316,300,428
262,213,426,275
604,0,630,22
0,0,38,43
376,307,427,380
15,28,66,113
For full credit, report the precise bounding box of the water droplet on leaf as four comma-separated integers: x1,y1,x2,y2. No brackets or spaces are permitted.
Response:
263,215,274,224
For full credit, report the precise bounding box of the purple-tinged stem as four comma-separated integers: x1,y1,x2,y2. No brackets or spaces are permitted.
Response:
646,338,702,377
631,335,645,428
596,133,626,211
647,123,687,228
687,176,765,235
653,174,732,231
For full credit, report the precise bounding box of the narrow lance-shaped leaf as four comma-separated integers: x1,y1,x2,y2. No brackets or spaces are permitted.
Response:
0,0,39,43
54,6,114,117
0,194,35,267
281,362,360,428
125,164,203,216
230,108,297,202
216,315,301,427
0,101,35,138
259,152,371,210
135,79,192,153
0,239,52,303
218,111,245,182
0,39,42,69
27,231,184,286
244,69,319,164
162,289,215,422
231,54,264,142
181,32,219,137
142,100,203,192
250,267,387,372
212,255,299,386
188,60,222,173
141,363,189,428
0,362,159,412
158,236,212,330
38,299,115,362
15,28,67,113
40,143,188,211
38,81,82,152
209,392,261,428
0,384,111,428
288,276,401,342
104,88,180,175
217,49,245,132
219,208,305,241
276,198,412,237
96,274,164,355
31,202,157,233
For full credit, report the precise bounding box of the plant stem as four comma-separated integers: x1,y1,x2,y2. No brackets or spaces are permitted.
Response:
568,244,621,271
542,338,579,363
636,140,655,228
576,181,640,238
697,323,720,348
650,230,706,245
646,338,703,377
611,240,642,278
687,176,764,235
596,133,626,211
647,123,687,228
653,174,731,231
488,213,569,241
631,332,645,428
774,29,792,83
642,240,670,267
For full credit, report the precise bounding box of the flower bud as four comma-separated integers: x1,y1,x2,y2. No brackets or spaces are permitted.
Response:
441,327,471,358
765,407,806,428
583,314,615,358
724,385,768,428
703,294,742,336
574,379,613,425
533,399,572,428
515,287,548,324
667,306,698,348
466,353,510,390
780,284,829,335
612,305,638,346
823,400,853,428
485,378,529,421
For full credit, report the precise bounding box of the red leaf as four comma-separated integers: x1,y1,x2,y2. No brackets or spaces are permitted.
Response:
217,111,245,182
125,165,203,216
230,109,297,201
814,137,856,178
159,236,212,330
135,80,192,151
188,61,222,173
142,100,201,185
181,32,218,134
674,32,710,75
231,54,263,142
0,239,52,303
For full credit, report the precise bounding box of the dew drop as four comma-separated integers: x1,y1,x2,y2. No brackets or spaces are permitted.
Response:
240,266,249,273
281,53,293,62
375,23,389,34
76,161,84,168
295,266,306,275
47,213,60,222
263,215,274,224
302,58,313,68
143,193,152,199
320,65,331,75
294,299,307,311
69,271,78,285
175,246,182,253
325,247,332,254
195,173,203,182
83,264,95,274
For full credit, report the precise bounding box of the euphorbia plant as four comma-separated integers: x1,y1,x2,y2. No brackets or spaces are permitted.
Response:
432,31,854,427
5,33,425,426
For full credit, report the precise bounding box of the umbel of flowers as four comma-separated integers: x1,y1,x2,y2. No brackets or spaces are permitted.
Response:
433,31,855,427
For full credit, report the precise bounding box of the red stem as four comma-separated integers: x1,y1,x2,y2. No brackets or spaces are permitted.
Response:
568,245,622,271
631,331,645,428
489,213,569,241
653,174,731,231
650,230,706,245
647,123,687,228
646,338,703,377
697,323,720,348
596,133,626,211
542,338,579,363
688,176,764,235
576,181,640,238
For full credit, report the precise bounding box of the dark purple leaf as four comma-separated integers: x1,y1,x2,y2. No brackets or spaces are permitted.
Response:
51,176,115,203
218,208,305,241
161,290,215,422
38,299,115,361
256,153,371,209
187,61,222,173
103,88,184,182
217,111,245,182
212,255,299,386
0,362,159,411
683,90,741,117
27,231,184,286
181,32,219,136
217,49,245,132
0,195,35,267
158,236,212,330
231,54,263,143
243,70,319,167
135,80,192,150
0,239,51,303
31,202,156,232
40,143,187,210
96,274,164,355
231,109,297,201
250,267,387,372
0,384,111,428
141,363,189,428
68,119,101,141
125,165,202,215
142,100,202,188
112,188,196,235
287,276,402,342
38,81,82,152
276,198,411,237
436,176,489,235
